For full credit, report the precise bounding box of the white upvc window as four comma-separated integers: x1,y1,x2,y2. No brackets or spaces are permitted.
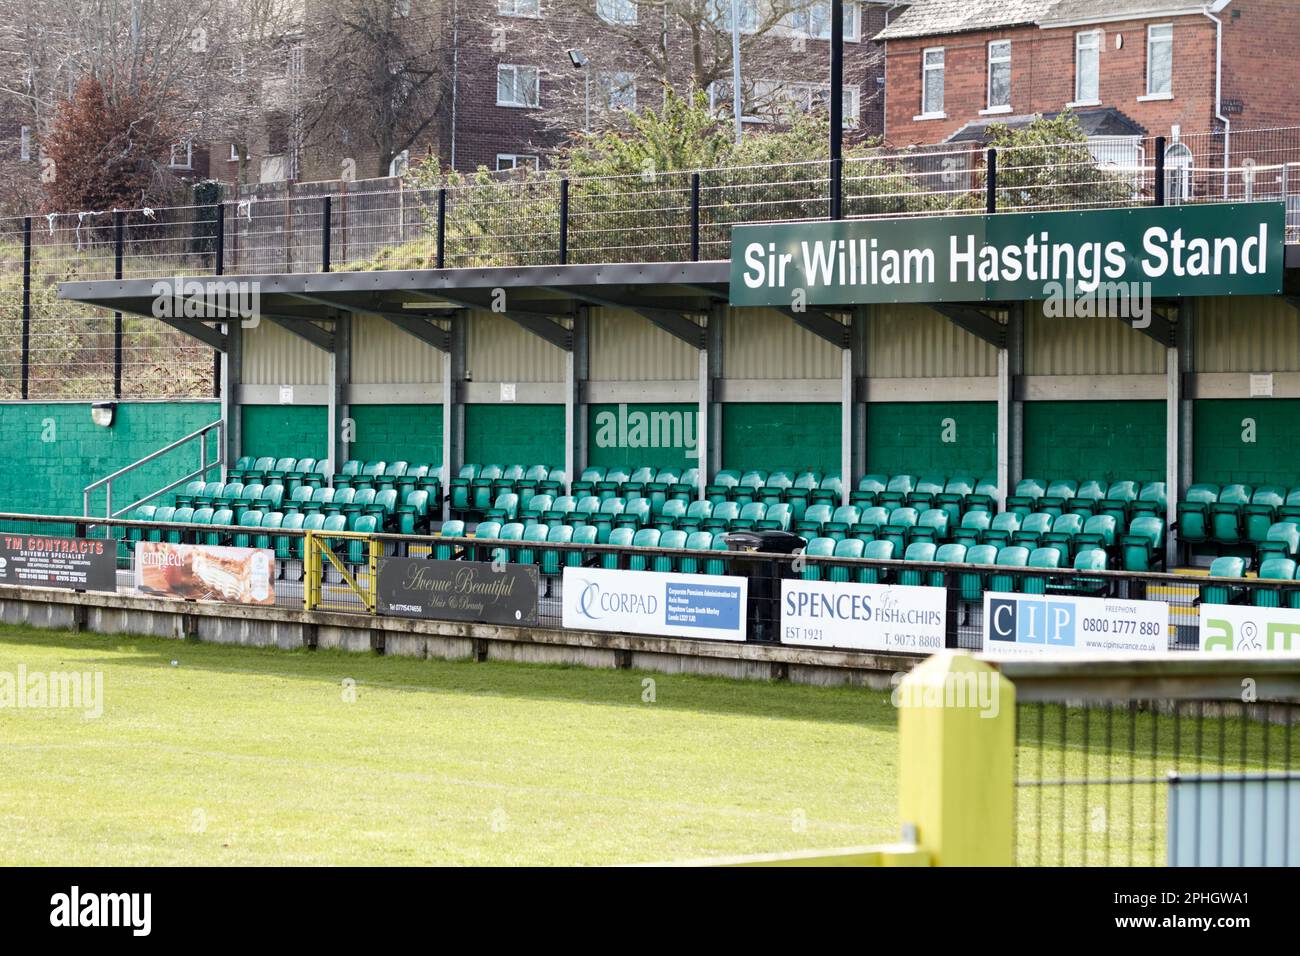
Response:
497,64,541,107
497,153,540,171
745,80,861,127
921,47,945,117
597,0,637,25
498,0,540,15
788,2,860,42
1074,30,1101,105
987,40,1011,111
1146,24,1173,97
169,139,193,169
598,71,637,111
19,125,31,162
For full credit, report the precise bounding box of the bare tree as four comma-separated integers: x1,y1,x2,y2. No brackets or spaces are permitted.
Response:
297,0,450,180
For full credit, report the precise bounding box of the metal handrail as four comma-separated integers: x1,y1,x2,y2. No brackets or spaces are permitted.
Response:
82,419,224,519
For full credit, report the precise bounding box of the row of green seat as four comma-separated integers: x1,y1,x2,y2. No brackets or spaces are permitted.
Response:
434,521,734,576
1178,484,1300,556
227,456,445,499
798,539,1113,600
124,508,377,565
137,489,432,538
1203,555,1300,609
451,464,571,516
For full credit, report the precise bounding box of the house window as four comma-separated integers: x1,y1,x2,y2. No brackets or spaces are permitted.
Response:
498,0,540,14
497,64,541,107
1075,30,1101,104
228,143,241,162
987,40,1011,110
758,81,860,127
1146,24,1172,97
707,80,760,122
169,139,193,169
19,125,31,162
709,0,758,34
598,71,637,111
393,0,410,15
921,48,944,116
497,153,540,171
597,0,636,24
789,2,860,42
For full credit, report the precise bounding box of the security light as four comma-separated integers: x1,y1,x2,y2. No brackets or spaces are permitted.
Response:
567,49,588,70
90,401,116,428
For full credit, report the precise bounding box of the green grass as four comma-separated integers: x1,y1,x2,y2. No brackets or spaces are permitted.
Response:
0,623,899,865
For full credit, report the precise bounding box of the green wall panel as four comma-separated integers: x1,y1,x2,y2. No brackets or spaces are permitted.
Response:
1022,400,1165,482
349,404,443,465
240,405,328,462
1194,399,1300,486
587,403,699,470
866,402,996,477
722,403,840,474
464,404,564,467
0,401,219,516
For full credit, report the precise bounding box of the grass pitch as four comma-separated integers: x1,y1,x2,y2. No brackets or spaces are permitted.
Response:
0,624,900,865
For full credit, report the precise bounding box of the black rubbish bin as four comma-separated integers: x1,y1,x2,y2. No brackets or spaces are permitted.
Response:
721,530,807,643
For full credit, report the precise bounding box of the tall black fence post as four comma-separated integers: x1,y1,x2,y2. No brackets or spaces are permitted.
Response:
559,178,569,265
113,210,124,399
690,172,701,261
436,187,447,269
321,195,331,272
986,148,998,214
21,216,31,400
1154,135,1167,206
830,157,843,221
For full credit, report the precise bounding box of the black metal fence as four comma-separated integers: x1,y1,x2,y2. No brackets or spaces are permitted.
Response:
1005,660,1300,867
4,511,1298,653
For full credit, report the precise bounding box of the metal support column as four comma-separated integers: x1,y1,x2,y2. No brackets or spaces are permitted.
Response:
568,308,589,497
220,319,243,479
840,346,852,508
442,313,466,521
707,306,725,481
327,311,352,476
999,304,1025,509
851,306,868,489
1175,302,1195,567
698,342,710,501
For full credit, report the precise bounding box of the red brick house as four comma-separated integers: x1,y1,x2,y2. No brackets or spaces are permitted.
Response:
875,0,1300,164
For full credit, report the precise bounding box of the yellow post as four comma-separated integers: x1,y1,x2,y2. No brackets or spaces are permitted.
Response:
896,651,1015,866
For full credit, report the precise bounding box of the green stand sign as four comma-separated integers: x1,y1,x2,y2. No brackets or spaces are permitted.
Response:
728,202,1285,307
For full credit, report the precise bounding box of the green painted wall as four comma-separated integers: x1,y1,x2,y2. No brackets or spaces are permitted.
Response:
464,404,564,467
240,405,328,461
587,403,699,470
722,402,840,474
349,404,443,465
1194,399,1300,486
0,401,219,516
1022,400,1165,482
866,402,996,477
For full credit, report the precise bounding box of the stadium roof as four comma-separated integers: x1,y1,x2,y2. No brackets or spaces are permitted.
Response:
875,0,1217,41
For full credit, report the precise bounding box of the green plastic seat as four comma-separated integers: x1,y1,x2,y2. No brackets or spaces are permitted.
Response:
1022,546,1062,594
275,512,302,560
958,544,998,602
801,536,836,581
990,545,1030,593
628,528,661,571
858,539,894,584
826,537,866,583
911,508,950,545
795,503,833,538
233,509,263,548
655,530,688,573
618,498,652,530
603,527,635,569
731,501,767,531
953,510,990,547
484,492,520,524
679,531,714,575
1253,558,1298,607
1120,516,1165,572
1258,521,1300,561
822,504,861,539
899,542,937,587
758,502,793,531
654,498,688,531
1201,555,1248,607
540,524,577,577
705,501,740,534
518,522,549,566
